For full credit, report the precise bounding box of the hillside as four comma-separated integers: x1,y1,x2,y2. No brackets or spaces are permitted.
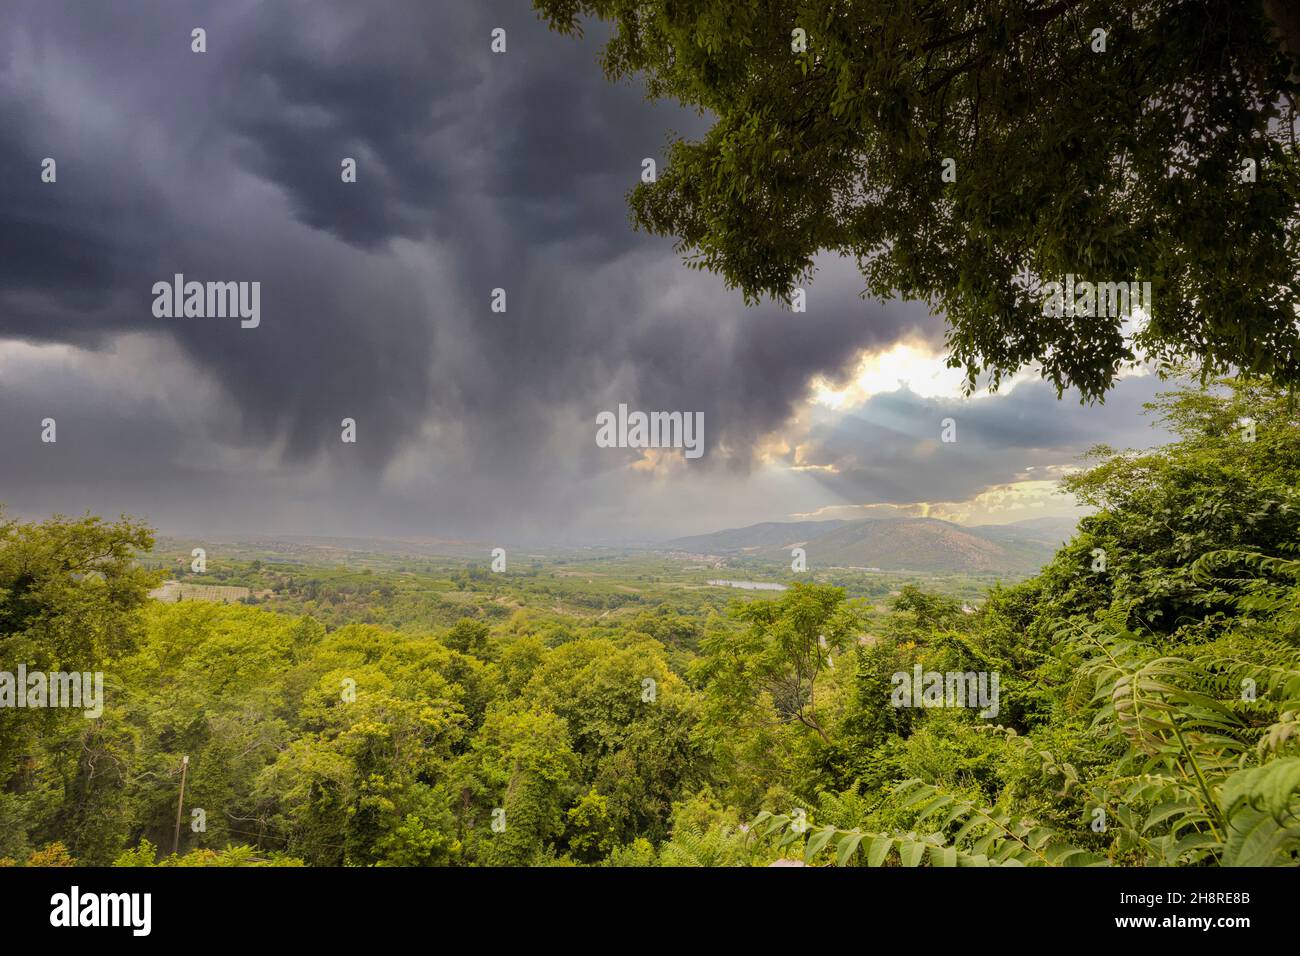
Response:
663,516,1067,574
663,519,850,553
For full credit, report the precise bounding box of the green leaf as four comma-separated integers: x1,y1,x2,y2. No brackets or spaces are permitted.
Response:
836,831,865,867
866,835,894,867
899,841,926,868
929,845,958,867
804,826,835,863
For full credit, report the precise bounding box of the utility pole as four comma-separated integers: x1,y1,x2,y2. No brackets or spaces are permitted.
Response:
172,755,189,856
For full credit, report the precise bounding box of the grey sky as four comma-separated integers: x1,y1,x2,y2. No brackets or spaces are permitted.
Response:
0,1,1171,545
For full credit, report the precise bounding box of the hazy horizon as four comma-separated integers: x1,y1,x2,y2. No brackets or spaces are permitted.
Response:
91,509,1086,555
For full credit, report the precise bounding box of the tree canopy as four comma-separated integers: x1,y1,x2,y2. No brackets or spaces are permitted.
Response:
534,0,1300,399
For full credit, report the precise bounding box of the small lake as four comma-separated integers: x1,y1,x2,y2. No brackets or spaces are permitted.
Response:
707,579,788,591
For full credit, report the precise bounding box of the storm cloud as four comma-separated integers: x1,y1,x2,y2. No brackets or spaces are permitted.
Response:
0,1,1165,543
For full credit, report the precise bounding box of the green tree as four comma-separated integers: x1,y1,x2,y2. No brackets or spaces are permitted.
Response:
0,511,157,676
445,618,491,657
518,637,708,843
455,704,579,865
696,583,863,746
535,0,1300,398
1028,376,1300,637
566,787,618,861
0,512,158,863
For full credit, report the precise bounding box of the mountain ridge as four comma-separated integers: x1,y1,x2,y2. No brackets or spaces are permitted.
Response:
662,515,1078,574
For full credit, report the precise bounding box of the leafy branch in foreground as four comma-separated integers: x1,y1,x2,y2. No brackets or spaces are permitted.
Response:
751,779,1102,867
1059,608,1300,865
535,0,1300,399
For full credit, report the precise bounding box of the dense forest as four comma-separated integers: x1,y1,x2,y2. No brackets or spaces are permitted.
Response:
2,377,1298,867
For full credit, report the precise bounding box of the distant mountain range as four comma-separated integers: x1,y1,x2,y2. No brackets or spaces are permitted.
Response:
153,514,1080,576
662,515,1079,574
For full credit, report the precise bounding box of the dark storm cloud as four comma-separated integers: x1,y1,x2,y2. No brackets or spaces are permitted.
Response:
221,2,487,248
222,5,701,254
0,0,1136,540
0,0,491,464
